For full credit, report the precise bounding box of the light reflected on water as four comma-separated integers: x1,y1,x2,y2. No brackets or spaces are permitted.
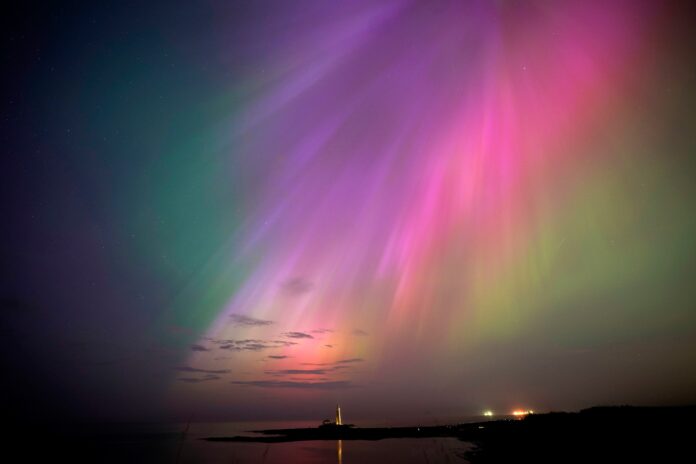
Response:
68,422,475,463
183,437,474,463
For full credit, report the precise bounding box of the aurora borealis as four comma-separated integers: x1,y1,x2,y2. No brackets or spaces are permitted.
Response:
3,0,696,423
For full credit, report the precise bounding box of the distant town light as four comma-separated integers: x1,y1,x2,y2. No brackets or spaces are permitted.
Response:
483,410,494,417
512,409,534,417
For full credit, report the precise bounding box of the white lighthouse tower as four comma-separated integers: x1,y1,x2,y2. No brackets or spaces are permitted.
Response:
336,404,342,426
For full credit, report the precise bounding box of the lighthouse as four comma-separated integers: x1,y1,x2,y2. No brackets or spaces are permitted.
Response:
320,404,352,429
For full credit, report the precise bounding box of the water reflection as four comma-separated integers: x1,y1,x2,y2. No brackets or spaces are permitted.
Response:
69,422,475,463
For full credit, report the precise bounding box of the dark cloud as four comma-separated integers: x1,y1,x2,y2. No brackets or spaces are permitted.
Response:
266,369,328,375
177,374,221,383
301,359,363,367
352,329,369,336
311,328,334,334
273,340,299,346
243,343,270,351
280,277,313,296
215,339,297,351
231,380,353,389
229,314,274,327
267,355,289,359
190,344,210,352
325,344,333,348
210,339,235,345
271,364,358,376
282,331,314,339
175,366,231,374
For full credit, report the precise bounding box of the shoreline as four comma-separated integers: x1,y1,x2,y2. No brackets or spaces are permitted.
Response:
205,422,489,442
203,406,695,462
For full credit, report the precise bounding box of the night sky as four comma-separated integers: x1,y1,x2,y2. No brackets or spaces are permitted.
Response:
2,0,696,423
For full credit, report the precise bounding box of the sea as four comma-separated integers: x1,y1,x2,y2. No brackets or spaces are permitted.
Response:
55,419,478,463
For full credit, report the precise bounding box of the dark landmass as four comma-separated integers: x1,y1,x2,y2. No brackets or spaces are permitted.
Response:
464,405,695,463
206,406,696,463
206,422,465,442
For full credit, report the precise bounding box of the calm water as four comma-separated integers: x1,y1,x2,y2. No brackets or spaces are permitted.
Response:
64,421,475,463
